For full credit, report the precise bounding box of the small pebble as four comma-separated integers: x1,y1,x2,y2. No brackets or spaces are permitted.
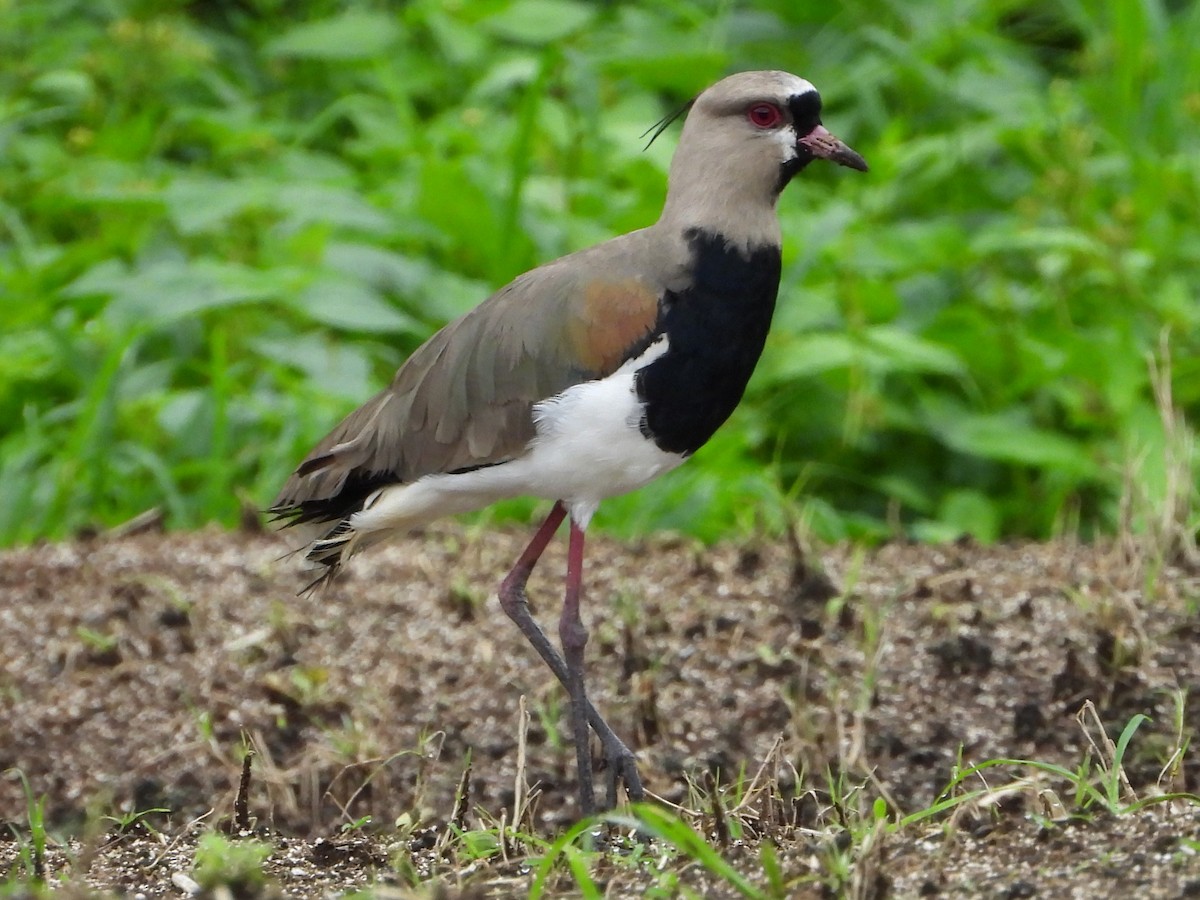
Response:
170,872,201,895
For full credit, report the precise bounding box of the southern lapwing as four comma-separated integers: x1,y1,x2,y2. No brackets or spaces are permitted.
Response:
272,70,867,818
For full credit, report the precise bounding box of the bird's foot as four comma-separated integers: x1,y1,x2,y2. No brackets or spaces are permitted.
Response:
597,731,644,811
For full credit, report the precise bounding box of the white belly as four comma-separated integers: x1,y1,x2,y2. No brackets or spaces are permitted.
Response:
349,338,684,537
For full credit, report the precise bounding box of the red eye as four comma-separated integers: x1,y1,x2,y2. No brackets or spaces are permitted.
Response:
747,103,782,128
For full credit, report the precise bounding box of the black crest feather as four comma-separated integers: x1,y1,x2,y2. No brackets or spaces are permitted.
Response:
641,98,694,150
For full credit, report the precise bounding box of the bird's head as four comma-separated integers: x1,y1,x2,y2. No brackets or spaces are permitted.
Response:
659,71,867,238
691,70,866,184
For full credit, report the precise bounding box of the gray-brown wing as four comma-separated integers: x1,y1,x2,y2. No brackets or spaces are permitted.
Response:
272,257,663,520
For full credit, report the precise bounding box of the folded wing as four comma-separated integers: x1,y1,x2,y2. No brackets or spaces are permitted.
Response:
272,253,663,525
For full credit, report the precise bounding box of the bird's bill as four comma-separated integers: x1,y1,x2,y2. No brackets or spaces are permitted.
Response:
798,125,869,172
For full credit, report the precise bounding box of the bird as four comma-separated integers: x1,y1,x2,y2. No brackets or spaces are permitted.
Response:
271,70,867,819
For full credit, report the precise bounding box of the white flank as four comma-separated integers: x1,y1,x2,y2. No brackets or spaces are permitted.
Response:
349,337,683,540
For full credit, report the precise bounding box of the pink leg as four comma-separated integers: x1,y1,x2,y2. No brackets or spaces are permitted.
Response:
497,503,644,815
559,518,595,815
500,502,567,593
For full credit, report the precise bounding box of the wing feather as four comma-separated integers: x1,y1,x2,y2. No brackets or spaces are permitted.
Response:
273,237,665,519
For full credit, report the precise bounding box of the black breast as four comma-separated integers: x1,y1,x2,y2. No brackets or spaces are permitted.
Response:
636,228,781,455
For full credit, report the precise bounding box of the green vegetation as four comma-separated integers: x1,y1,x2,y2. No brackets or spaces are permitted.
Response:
2,0,1198,546
2,707,1197,896
524,709,1200,898
4,770,49,886
191,832,272,892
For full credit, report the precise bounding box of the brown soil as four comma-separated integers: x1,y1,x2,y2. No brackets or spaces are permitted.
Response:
1,525,1198,897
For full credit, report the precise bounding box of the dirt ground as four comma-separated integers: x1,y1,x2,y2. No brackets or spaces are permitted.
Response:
1,522,1198,897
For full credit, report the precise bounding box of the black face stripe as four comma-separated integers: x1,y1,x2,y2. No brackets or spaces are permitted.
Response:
788,90,823,136
773,89,826,190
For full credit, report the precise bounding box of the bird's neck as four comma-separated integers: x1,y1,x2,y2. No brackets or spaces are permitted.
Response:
662,178,782,256
657,158,783,255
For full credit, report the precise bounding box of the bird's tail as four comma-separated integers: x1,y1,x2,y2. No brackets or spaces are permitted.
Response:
297,521,357,593
268,513,359,594
271,481,417,593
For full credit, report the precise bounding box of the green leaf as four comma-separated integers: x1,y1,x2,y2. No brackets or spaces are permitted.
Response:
289,275,419,335
768,333,858,380
614,804,764,899
68,259,282,327
252,334,376,403
322,243,431,294
767,326,965,382
163,177,278,236
971,226,1106,259
914,489,1000,543
29,69,94,105
760,840,785,898
863,325,967,377
922,400,1096,474
323,243,492,321
275,185,393,235
264,11,401,60
481,0,596,45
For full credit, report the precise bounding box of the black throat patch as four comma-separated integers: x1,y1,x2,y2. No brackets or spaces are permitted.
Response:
635,228,782,455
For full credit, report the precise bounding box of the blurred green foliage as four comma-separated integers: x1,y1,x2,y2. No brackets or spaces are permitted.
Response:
1,0,1198,545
